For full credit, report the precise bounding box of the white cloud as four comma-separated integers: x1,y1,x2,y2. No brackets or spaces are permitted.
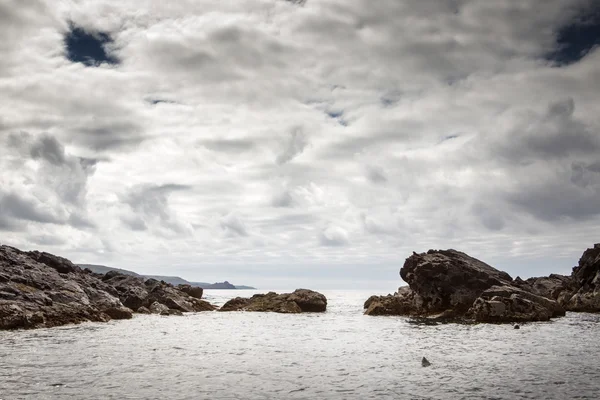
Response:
1,0,599,289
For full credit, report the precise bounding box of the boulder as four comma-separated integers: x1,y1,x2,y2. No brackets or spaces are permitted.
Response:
565,244,600,312
364,248,565,323
103,307,134,320
177,284,204,299
219,290,326,313
149,301,170,314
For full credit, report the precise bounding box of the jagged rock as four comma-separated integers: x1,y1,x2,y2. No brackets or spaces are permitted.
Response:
0,245,217,330
364,249,565,323
177,284,203,299
467,285,564,322
513,274,575,307
219,289,327,313
149,301,170,314
565,244,600,312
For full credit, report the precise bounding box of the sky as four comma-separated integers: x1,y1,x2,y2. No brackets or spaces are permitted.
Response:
1,0,599,291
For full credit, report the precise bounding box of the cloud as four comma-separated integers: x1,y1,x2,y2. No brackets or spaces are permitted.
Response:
319,226,349,246
276,127,308,165
121,184,193,235
220,213,249,237
365,165,387,184
1,0,600,287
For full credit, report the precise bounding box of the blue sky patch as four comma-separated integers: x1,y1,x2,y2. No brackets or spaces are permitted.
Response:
65,25,119,66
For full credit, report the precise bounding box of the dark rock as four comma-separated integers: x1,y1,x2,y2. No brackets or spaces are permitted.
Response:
514,324,520,329
422,357,431,367
287,289,327,312
104,307,133,320
219,289,326,313
136,306,151,314
177,284,203,299
565,244,600,312
0,245,217,330
365,248,565,323
27,251,81,275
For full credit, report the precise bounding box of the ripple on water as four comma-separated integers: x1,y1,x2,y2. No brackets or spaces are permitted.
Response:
0,291,599,399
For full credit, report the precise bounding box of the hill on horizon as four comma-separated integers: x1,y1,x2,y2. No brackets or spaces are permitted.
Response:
79,264,256,290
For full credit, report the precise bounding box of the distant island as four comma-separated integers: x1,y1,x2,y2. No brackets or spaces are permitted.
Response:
78,264,256,290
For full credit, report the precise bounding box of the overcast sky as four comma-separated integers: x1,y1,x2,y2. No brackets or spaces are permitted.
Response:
1,0,599,290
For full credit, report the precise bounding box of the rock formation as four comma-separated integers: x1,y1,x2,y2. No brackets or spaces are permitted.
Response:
364,249,566,323
0,245,216,330
564,243,600,312
219,289,327,313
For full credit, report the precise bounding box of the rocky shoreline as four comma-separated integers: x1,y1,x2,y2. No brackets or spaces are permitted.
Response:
365,243,600,323
0,245,329,330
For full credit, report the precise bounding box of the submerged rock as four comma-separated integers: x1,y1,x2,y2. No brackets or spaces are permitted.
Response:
364,249,564,323
219,289,327,313
0,245,216,330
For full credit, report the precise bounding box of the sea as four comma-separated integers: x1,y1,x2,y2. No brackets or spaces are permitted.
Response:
1,289,599,400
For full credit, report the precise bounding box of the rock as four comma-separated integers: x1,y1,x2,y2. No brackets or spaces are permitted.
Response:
136,306,151,314
104,307,134,320
422,357,431,367
565,244,600,312
514,274,575,307
177,284,203,299
514,324,520,329
149,302,170,315
467,285,563,322
364,248,565,323
287,289,327,312
219,289,327,313
27,251,81,274
0,245,217,330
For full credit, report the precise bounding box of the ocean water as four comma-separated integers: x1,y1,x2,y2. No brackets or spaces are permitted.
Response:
1,289,599,400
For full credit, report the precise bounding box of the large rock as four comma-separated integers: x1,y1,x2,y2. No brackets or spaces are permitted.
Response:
177,284,203,299
565,244,600,312
0,245,216,330
365,249,565,323
219,289,327,313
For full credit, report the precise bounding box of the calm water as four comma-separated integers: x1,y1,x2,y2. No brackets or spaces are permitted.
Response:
1,290,599,400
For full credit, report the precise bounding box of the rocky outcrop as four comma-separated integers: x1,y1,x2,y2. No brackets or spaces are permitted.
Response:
219,289,327,313
0,245,216,330
565,244,600,312
364,249,564,323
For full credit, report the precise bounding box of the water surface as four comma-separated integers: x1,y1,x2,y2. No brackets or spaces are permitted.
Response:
1,290,599,399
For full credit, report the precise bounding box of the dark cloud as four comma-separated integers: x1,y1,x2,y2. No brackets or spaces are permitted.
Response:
122,184,192,234
29,134,66,166
365,165,387,184
76,121,146,151
276,127,308,165
471,203,505,231
201,139,256,153
0,192,62,225
507,179,600,222
495,98,600,163
271,190,295,208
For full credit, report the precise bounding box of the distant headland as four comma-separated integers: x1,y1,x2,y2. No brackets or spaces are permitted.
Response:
77,264,256,290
